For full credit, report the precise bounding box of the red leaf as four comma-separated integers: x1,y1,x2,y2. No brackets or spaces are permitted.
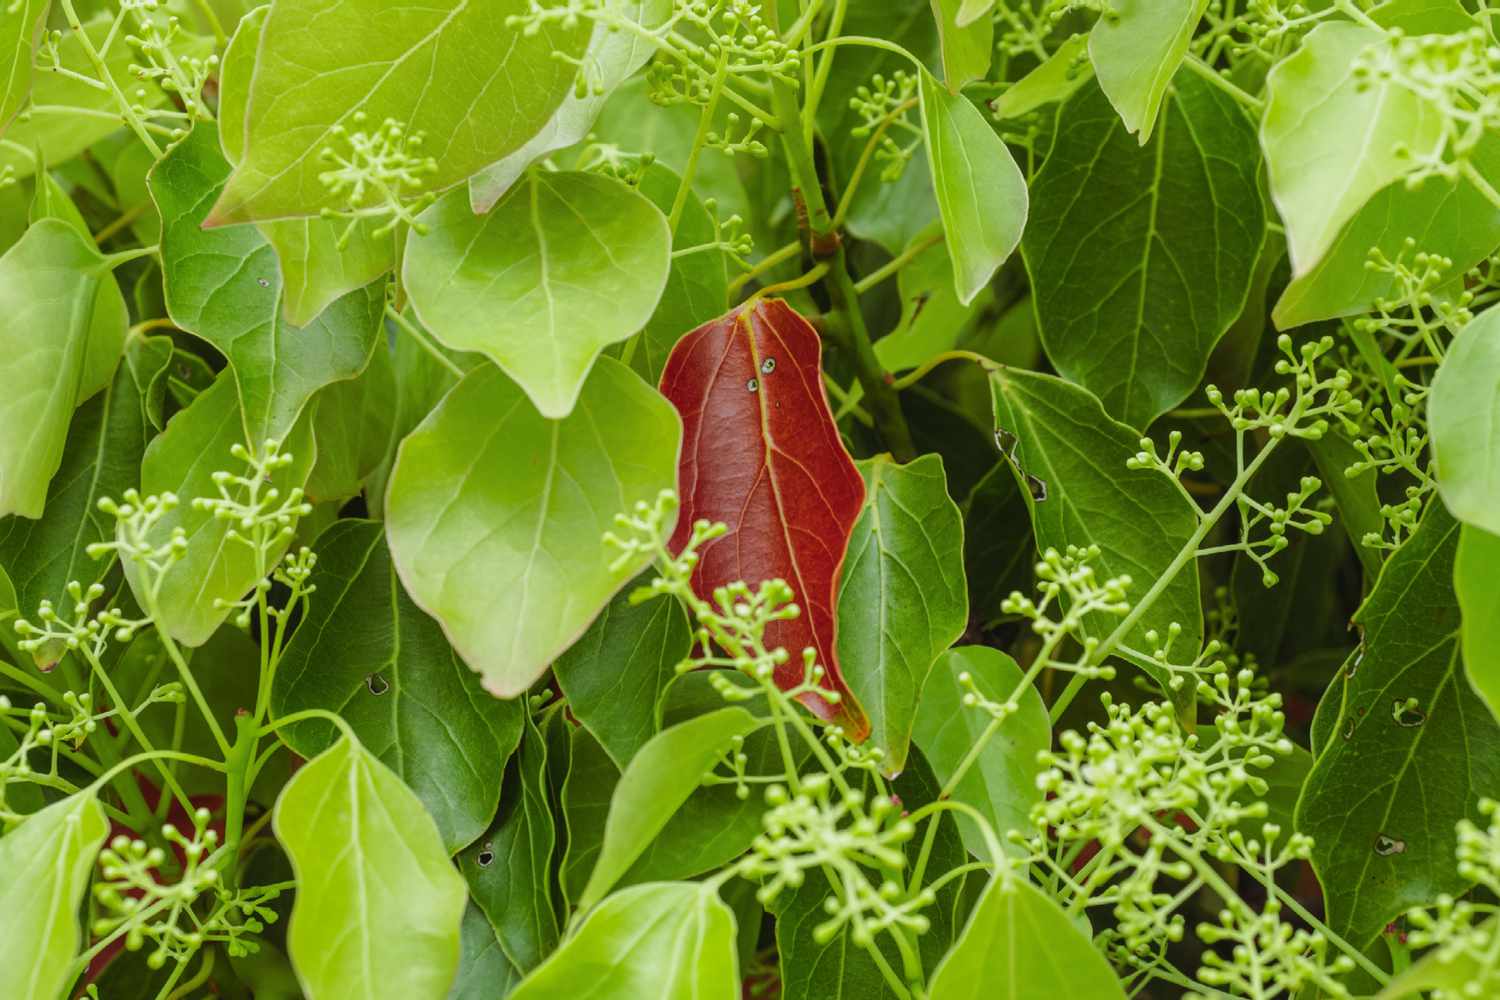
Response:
659,299,870,738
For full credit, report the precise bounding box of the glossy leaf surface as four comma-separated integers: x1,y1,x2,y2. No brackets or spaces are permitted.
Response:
209,0,586,222
386,358,680,697
509,882,738,1000
272,519,524,853
0,791,109,1000
1023,73,1264,428
836,454,968,773
1298,501,1500,946
153,125,383,443
274,734,467,1000
658,300,869,734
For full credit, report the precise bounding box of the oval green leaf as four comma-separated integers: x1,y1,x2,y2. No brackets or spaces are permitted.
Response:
1088,0,1207,142
1431,308,1500,536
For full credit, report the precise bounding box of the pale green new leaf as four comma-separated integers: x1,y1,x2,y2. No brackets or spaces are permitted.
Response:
1088,0,1207,141
384,358,681,697
214,2,264,167
0,0,46,133
931,0,993,90
919,67,1027,305
927,874,1127,998
836,454,968,774
123,374,315,646
0,219,127,519
1023,72,1264,429
912,646,1049,859
992,33,1092,120
578,707,762,911
988,367,1203,703
275,734,467,1000
272,519,524,854
510,882,739,1000
153,125,383,443
209,0,587,223
0,791,109,1000
404,173,671,417
1297,501,1500,946
1456,522,1500,721
1431,308,1500,535
469,0,671,211
1262,22,1445,276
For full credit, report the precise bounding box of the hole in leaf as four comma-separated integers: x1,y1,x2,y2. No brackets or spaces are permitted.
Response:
761,357,776,374
1374,834,1406,856
365,673,390,695
746,378,759,393
477,842,495,867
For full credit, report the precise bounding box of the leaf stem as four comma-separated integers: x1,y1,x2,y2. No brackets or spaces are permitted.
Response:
853,231,945,296
888,349,995,390
385,305,466,380
1184,55,1265,113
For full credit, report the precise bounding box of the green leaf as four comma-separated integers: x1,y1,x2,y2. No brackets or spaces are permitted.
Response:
214,2,263,167
1273,137,1500,328
1456,522,1500,721
152,124,384,443
404,173,671,418
560,725,620,905
123,373,315,646
1297,500,1500,946
208,0,587,223
0,218,128,518
384,358,681,698
553,580,691,770
578,706,762,911
961,460,1034,624
0,0,46,133
931,0,993,89
988,367,1203,700
275,733,467,1000
1431,308,1500,536
272,519,524,854
1087,0,1206,141
304,345,396,505
836,454,968,773
1023,72,1265,428
468,0,671,211
1262,22,1445,276
873,229,986,374
927,874,1127,999
617,163,730,387
1378,919,1496,998
450,901,522,1000
510,882,739,1000
0,790,109,1000
458,712,560,973
918,67,1028,306
992,33,1092,120
0,335,171,638
911,646,1049,858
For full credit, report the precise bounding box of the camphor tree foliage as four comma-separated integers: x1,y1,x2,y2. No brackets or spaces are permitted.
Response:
7,0,1500,996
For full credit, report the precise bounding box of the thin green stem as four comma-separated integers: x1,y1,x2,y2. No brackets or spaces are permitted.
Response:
889,348,995,390
853,231,944,295
386,305,466,379
1184,55,1265,112
671,60,726,234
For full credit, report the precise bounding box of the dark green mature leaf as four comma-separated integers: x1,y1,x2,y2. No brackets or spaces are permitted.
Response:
919,69,1027,305
988,367,1203,697
0,335,171,633
449,902,522,1000
1088,0,1206,142
123,374,315,646
1431,307,1500,536
274,734,468,1000
837,454,968,773
1261,21,1442,277
509,882,739,1000
404,173,671,418
459,713,560,974
553,581,691,770
912,646,1048,859
1456,523,1500,721
272,520,524,854
1297,501,1500,946
560,726,620,906
0,790,109,1000
578,707,763,911
961,461,1033,624
817,0,940,254
209,0,587,223
926,874,1127,998
0,219,128,519
1307,430,1385,579
152,124,383,443
1023,72,1264,428
384,358,681,698
304,345,396,505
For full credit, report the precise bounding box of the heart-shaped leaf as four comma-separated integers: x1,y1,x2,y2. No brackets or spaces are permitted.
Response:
384,357,681,697
658,299,870,737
